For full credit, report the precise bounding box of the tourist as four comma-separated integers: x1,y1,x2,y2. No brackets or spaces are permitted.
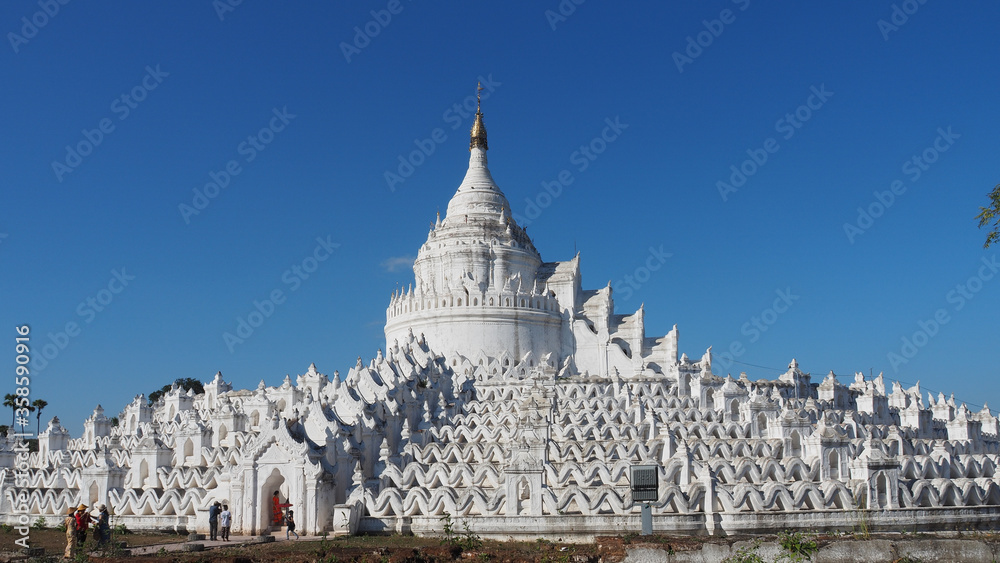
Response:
271,491,290,528
208,501,221,540
220,504,231,541
74,504,92,546
63,507,77,559
285,510,298,540
95,505,110,547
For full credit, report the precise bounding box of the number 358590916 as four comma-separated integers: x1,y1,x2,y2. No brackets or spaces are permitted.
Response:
14,325,31,422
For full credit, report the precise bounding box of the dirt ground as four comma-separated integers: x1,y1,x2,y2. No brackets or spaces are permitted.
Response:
7,527,996,563
0,526,755,563
171,535,618,563
1,527,187,555
2,529,618,562
2,528,642,563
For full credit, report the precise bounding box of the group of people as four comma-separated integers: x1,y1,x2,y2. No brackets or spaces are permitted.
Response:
209,492,297,541
208,493,297,541
63,492,298,558
207,501,232,541
272,491,298,540
62,503,110,559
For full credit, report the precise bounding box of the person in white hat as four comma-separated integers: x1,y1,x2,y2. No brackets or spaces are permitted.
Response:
95,505,110,547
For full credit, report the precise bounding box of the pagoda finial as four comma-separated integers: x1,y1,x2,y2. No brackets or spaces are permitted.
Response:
470,82,488,151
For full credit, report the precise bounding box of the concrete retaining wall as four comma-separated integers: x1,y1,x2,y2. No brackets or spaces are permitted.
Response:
625,537,998,562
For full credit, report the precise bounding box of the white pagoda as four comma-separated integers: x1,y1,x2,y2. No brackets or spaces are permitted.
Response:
3,96,1000,538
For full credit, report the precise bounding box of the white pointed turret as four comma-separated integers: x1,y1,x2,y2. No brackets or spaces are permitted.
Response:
446,145,508,222
385,86,563,365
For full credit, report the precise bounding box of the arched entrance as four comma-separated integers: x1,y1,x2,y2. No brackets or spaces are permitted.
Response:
89,482,100,507
138,459,149,488
516,477,530,515
260,467,287,533
789,431,802,457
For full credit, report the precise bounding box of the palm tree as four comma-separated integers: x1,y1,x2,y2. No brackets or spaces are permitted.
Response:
32,399,48,435
3,394,16,427
3,394,35,430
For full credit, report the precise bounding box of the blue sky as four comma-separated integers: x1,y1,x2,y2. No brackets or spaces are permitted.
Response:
2,1,998,435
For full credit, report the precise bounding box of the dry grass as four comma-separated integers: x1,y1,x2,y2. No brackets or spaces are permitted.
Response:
0,526,187,556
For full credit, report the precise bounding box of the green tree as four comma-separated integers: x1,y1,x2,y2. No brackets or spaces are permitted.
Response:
32,399,48,435
3,394,34,429
976,183,1000,248
148,377,205,405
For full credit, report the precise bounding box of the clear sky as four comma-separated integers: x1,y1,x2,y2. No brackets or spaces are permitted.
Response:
2,1,998,436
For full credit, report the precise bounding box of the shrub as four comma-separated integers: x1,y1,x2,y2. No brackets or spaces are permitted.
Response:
777,531,818,562
723,540,765,563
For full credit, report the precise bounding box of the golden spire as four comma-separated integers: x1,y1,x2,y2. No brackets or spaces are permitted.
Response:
470,81,488,151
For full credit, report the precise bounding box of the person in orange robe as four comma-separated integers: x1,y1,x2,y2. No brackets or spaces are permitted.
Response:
271,491,291,526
